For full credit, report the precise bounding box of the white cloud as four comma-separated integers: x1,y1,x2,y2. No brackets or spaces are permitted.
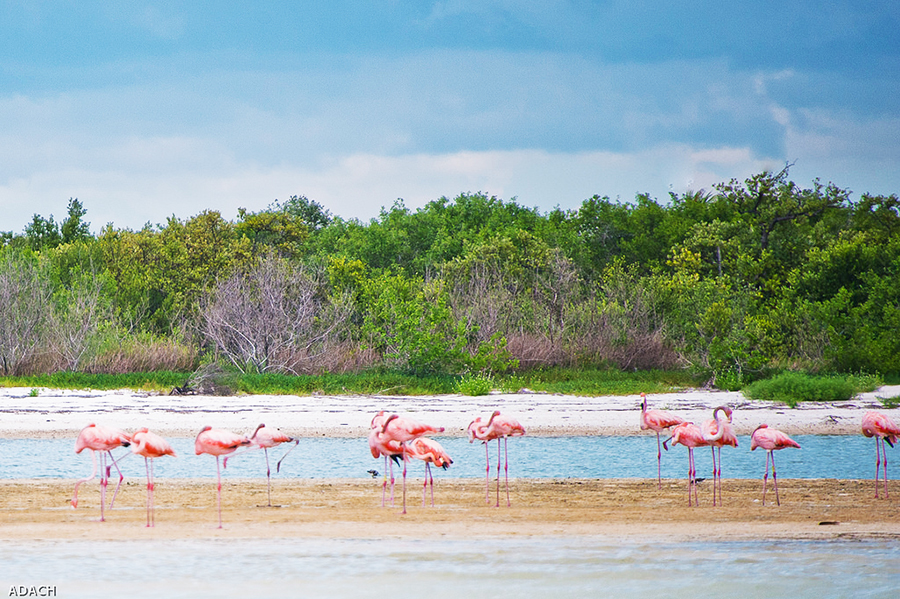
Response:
0,144,779,232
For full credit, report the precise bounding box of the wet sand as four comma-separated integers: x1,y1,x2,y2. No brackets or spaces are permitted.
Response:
1,477,897,542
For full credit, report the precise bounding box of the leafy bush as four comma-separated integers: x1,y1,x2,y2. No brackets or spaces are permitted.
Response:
456,373,494,396
745,371,884,407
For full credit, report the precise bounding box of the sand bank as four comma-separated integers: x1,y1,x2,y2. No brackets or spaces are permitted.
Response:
0,478,897,542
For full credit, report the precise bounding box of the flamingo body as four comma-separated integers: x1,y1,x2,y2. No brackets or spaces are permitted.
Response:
71,424,132,521
248,424,298,506
750,424,800,506
369,414,403,507
701,406,738,506
130,428,175,527
640,393,685,488
194,426,251,528
469,411,524,507
379,414,444,513
664,422,708,506
861,411,900,498
406,437,453,506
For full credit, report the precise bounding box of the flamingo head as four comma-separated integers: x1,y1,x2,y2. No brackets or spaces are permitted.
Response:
370,411,385,429
380,413,399,433
251,423,265,440
713,406,733,422
749,424,768,450
466,417,482,442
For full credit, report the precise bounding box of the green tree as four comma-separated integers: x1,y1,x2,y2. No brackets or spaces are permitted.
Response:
61,198,91,244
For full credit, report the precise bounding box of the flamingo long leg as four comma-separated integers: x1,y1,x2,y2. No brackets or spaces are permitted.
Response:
106,449,129,509
769,452,776,504
389,456,396,506
99,452,108,522
504,436,511,507
656,432,663,489
483,441,491,504
264,448,272,507
874,437,882,498
881,438,889,499
762,451,771,505
495,438,502,507
216,456,224,529
72,450,98,509
143,456,154,527
401,447,408,515
150,457,156,527
381,455,388,507
686,447,695,507
422,462,435,507
275,440,299,473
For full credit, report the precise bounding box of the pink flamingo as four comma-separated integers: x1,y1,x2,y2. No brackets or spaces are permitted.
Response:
467,415,493,503
194,426,252,528
750,424,800,506
701,406,738,506
406,437,453,507
663,422,708,506
369,412,403,507
640,392,685,488
71,424,132,522
469,411,525,507
246,423,298,507
379,414,444,514
130,428,176,527
861,411,900,498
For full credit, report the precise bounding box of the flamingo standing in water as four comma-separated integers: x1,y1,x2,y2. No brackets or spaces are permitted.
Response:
701,406,738,506
640,393,685,488
379,414,444,514
406,437,453,507
71,424,131,522
469,411,525,507
750,424,800,506
246,424,298,507
663,422,708,507
130,428,176,527
467,415,493,503
861,411,900,498
369,412,403,507
194,426,252,528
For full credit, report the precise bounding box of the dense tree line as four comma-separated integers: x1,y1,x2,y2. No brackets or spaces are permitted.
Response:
2,167,898,386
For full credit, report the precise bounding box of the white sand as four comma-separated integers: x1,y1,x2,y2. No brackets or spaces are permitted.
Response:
1,385,899,439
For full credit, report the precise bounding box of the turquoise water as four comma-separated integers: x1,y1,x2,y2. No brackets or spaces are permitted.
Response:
1,537,897,598
0,435,888,480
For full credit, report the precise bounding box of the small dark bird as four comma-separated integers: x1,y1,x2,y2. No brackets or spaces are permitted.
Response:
367,469,379,478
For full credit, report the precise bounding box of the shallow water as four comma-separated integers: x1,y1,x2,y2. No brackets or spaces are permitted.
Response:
1,537,897,598
0,435,888,480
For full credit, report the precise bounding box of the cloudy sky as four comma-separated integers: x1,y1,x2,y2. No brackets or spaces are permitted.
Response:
1,1,898,232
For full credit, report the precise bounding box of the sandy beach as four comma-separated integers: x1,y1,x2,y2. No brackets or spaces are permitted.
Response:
2,385,899,438
1,385,899,542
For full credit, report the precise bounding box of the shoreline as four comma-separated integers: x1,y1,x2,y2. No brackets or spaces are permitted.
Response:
1,385,899,439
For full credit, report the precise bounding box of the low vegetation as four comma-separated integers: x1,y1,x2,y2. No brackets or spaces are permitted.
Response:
1,168,898,396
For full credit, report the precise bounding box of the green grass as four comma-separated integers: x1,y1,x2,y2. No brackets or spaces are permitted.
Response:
0,366,700,397
0,371,192,392
744,371,884,407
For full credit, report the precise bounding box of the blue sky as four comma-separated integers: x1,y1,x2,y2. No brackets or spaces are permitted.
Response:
1,1,898,232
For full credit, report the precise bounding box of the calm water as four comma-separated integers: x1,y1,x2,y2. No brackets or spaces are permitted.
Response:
1,537,897,598
0,435,887,480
